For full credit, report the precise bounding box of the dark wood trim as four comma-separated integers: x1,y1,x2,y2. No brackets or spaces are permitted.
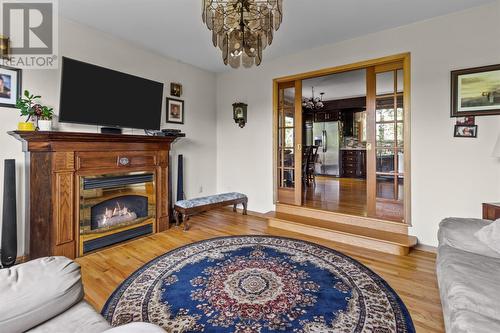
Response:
451,64,500,117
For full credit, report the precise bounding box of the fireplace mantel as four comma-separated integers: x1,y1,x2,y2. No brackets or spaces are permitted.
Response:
9,131,185,259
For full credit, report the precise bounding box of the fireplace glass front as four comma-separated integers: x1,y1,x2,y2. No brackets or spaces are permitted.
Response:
79,172,156,254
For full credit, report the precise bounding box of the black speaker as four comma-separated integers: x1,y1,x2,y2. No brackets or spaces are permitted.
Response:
1,159,17,268
177,155,184,201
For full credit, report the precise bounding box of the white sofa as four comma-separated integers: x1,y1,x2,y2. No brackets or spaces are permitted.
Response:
437,218,500,333
0,256,164,333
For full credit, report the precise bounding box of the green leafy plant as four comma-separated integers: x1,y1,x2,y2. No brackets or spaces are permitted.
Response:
15,90,54,121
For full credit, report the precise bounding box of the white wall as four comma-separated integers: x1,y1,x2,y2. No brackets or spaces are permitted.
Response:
216,2,500,246
0,18,218,256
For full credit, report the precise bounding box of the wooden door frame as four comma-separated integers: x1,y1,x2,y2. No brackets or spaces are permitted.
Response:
272,52,412,225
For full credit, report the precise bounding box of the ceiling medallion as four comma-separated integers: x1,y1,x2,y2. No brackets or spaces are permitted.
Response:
302,87,325,110
202,0,283,69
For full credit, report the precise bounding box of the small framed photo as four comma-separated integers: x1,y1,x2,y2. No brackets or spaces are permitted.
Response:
170,82,182,97
166,98,184,124
454,125,477,138
455,116,475,125
451,64,500,117
0,65,21,108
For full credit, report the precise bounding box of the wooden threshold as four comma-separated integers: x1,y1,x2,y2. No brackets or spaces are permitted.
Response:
276,203,409,234
266,211,417,256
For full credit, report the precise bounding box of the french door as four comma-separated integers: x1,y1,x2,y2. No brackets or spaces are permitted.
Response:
275,80,302,205
367,61,408,222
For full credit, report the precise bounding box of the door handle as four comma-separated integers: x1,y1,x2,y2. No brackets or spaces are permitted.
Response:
323,130,327,153
297,143,302,152
366,143,372,151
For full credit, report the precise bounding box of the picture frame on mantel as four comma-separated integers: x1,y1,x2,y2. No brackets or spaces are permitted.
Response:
0,65,22,108
451,64,500,117
166,97,184,124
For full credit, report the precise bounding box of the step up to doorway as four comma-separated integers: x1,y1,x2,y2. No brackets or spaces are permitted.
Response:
266,211,417,256
276,203,409,234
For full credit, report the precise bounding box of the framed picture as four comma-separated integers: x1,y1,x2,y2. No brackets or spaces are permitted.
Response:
451,64,500,117
166,98,184,124
455,116,475,125
454,125,477,138
0,65,21,108
170,82,182,98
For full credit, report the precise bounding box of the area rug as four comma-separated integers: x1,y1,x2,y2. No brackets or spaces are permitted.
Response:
102,236,415,332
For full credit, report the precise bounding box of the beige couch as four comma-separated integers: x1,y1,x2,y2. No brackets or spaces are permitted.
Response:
437,218,500,333
0,256,164,333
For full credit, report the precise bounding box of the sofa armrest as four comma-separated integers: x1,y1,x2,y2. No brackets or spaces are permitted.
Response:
104,322,166,333
438,218,500,258
0,257,84,333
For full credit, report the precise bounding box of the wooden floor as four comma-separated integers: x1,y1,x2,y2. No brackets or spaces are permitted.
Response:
76,209,444,333
303,176,404,222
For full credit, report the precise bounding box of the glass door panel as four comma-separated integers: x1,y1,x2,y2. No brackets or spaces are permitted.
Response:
276,81,302,205
375,68,404,220
367,63,405,222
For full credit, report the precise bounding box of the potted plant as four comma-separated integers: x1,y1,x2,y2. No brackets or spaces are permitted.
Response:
37,105,54,131
15,90,54,131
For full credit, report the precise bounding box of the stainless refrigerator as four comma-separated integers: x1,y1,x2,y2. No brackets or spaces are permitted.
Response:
311,121,340,176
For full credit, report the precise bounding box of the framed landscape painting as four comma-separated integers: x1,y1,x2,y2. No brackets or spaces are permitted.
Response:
451,64,500,117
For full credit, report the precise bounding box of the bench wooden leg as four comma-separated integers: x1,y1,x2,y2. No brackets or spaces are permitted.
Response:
242,200,248,215
174,210,180,227
233,204,237,212
182,214,190,231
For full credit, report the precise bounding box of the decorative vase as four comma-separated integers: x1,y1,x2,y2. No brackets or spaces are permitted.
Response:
37,119,52,131
17,122,36,131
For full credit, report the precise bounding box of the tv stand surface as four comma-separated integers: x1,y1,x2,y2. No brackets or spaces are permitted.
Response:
9,130,185,147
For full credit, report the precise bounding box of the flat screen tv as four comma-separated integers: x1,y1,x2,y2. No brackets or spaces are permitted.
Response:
59,57,164,130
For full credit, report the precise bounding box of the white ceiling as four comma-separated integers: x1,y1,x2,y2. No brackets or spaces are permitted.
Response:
59,0,495,73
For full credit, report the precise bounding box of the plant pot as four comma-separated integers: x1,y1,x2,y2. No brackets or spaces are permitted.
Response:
37,119,52,131
17,122,36,131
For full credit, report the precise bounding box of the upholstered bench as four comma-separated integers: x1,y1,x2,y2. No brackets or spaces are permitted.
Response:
174,192,248,230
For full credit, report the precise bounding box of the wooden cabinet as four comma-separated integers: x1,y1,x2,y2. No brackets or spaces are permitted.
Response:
9,131,183,260
340,149,366,178
482,203,500,220
314,110,339,122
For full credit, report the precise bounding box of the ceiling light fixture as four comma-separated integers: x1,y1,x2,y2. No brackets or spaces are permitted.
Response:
302,87,325,110
202,0,283,69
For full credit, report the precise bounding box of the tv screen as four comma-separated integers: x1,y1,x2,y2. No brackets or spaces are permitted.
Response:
59,57,164,130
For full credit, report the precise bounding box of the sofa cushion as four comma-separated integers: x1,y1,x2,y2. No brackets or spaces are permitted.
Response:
0,257,83,333
28,301,111,333
437,245,500,320
438,217,500,258
449,309,500,333
475,218,500,255
104,322,165,333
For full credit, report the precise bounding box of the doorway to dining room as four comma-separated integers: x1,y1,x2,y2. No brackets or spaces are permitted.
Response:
274,53,410,224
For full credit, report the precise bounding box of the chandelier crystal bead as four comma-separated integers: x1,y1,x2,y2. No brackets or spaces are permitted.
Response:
202,0,283,68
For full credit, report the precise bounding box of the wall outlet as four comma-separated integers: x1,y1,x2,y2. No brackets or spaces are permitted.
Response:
199,186,203,193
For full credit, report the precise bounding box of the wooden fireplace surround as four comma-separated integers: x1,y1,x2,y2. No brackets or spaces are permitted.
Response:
10,131,184,260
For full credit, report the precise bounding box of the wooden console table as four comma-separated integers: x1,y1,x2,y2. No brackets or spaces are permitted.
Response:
10,131,184,260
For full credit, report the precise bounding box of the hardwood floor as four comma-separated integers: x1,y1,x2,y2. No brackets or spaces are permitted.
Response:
303,176,404,222
76,208,444,333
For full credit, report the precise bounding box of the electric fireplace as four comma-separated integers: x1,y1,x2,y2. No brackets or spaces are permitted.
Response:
79,172,156,254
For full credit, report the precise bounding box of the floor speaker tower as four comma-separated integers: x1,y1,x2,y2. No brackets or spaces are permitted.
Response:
177,155,184,201
1,159,17,267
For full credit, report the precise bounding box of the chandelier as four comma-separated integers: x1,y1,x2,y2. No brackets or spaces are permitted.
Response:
302,87,325,110
202,0,283,69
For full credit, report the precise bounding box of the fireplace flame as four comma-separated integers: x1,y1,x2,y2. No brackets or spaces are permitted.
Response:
100,202,137,227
